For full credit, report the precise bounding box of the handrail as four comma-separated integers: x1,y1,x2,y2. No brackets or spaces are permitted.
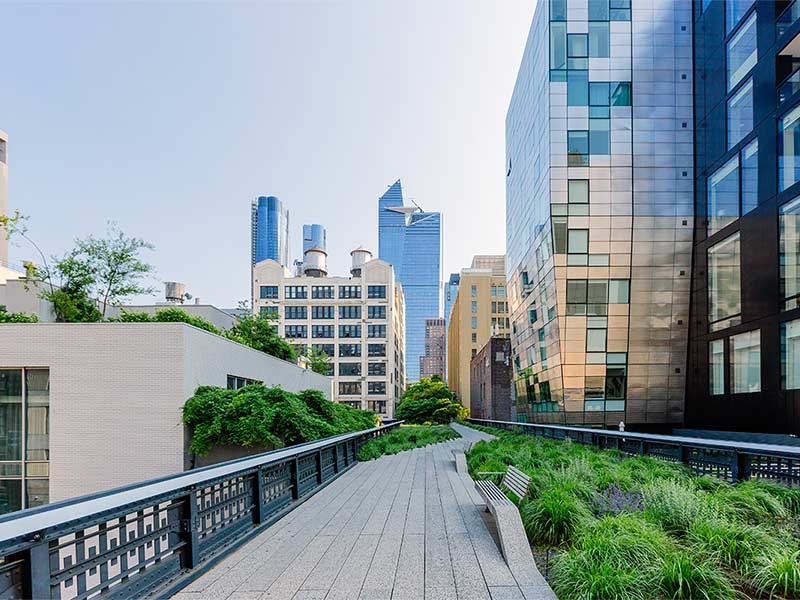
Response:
0,421,401,599
777,0,800,39
467,418,800,486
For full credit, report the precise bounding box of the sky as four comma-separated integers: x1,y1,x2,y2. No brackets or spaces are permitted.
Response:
2,0,535,307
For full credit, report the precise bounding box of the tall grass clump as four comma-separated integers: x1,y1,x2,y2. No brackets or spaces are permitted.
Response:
753,547,800,598
641,479,712,535
659,550,735,600
520,487,592,546
356,425,459,461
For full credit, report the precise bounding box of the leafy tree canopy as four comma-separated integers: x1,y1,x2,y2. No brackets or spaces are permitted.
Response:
303,346,332,375
225,313,297,362
0,305,38,323
396,377,467,424
110,308,221,334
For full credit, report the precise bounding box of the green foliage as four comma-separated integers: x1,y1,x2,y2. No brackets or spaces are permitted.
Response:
0,305,38,323
110,307,222,333
356,425,459,461
395,378,467,424
225,313,296,362
303,346,331,376
462,422,800,600
401,375,455,403
182,386,375,456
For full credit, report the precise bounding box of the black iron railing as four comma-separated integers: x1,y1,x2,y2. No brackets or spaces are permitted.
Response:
467,419,800,487
0,422,400,599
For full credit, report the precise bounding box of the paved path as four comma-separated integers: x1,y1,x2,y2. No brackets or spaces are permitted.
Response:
173,424,552,600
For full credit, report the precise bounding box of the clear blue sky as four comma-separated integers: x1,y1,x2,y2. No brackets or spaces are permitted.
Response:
2,0,534,307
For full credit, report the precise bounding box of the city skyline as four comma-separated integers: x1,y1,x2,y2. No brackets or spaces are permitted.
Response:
0,1,533,307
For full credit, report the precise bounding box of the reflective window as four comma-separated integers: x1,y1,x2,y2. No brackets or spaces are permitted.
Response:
367,305,386,319
284,285,307,300
588,22,609,58
339,363,361,377
311,285,334,299
284,306,307,320
550,22,567,70
367,285,386,299
311,305,334,319
730,330,760,393
339,344,362,357
568,131,589,166
780,103,800,191
726,0,755,33
368,362,387,377
367,343,385,357
726,13,756,90
339,285,361,299
471,285,477,297
741,140,758,215
259,285,278,299
780,197,800,310
608,280,630,304
568,229,589,254
586,329,607,352
782,319,800,389
728,79,753,149
312,325,334,338
339,305,361,319
550,0,567,21
368,325,386,338
588,0,609,20
471,317,477,329
708,233,741,330
260,306,278,317
338,382,361,396
471,301,477,314
707,156,739,235
285,325,307,338
339,325,361,338
589,119,610,155
709,339,725,395
611,82,632,106
567,70,588,106
368,382,386,395
569,180,589,205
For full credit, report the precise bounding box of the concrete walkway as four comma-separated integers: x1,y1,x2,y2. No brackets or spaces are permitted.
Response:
173,424,553,600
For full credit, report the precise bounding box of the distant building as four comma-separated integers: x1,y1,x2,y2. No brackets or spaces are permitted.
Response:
253,247,405,418
377,179,442,382
0,322,330,513
251,196,290,267
420,318,446,379
444,273,460,327
470,337,513,422
303,224,327,253
447,256,509,407
0,129,7,268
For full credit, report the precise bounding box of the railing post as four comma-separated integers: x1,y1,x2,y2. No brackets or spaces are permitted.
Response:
332,444,339,474
640,441,647,456
679,445,689,467
26,539,51,599
317,450,323,484
731,451,750,483
180,488,200,569
291,458,300,499
253,468,265,524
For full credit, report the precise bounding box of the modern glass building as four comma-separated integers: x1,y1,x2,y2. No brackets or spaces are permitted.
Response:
444,273,460,328
506,0,693,427
378,180,442,382
303,223,327,253
251,196,290,267
687,0,800,434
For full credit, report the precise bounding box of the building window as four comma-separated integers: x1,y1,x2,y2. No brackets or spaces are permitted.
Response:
707,140,758,235
550,0,566,21
589,118,610,155
471,333,477,343
368,324,386,338
781,319,800,389
567,33,588,69
285,286,307,300
339,325,361,338
568,229,590,265
368,343,386,357
285,306,307,320
311,285,334,299
727,13,756,91
368,382,386,395
339,305,361,319
339,344,361,357
311,305,334,319
338,382,361,396
781,197,800,310
471,301,477,314
730,330,760,393
339,285,361,299
471,317,477,329
780,103,800,191
312,343,334,356
0,140,5,164
367,285,386,299
567,70,588,106
568,130,589,166
0,368,50,514
368,362,386,376
586,329,607,353
728,78,753,150
611,81,632,106
588,22,609,58
259,285,278,299
708,233,741,331
471,285,477,297
260,306,278,317
608,280,630,304
709,339,725,395
569,180,589,205
726,0,755,34
312,325,334,338
285,325,307,338
227,375,262,389
339,363,361,377
367,305,386,319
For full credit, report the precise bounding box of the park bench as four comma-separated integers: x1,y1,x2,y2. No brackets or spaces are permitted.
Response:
475,465,532,506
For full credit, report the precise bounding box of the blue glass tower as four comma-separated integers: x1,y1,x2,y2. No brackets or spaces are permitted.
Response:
251,196,290,267
303,224,327,253
378,180,442,382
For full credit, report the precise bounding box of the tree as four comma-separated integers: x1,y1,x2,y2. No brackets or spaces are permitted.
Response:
304,346,331,375
226,313,297,362
395,376,468,424
40,251,102,322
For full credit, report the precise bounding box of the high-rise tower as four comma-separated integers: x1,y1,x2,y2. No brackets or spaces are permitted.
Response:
303,224,327,254
251,196,290,267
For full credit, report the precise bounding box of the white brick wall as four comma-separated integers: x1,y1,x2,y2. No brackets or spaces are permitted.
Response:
0,322,331,502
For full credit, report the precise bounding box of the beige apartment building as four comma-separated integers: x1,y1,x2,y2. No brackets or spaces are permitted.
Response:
253,247,405,418
447,255,509,407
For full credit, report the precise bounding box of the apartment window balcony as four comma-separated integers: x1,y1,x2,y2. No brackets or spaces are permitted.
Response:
777,0,800,40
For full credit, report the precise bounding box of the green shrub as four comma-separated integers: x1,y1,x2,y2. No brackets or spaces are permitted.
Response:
659,550,735,600
520,487,593,546
394,376,467,424
111,308,221,334
753,547,800,599
356,425,459,461
688,517,772,574
0,305,38,323
642,479,711,535
552,551,650,600
714,480,790,524
183,385,375,455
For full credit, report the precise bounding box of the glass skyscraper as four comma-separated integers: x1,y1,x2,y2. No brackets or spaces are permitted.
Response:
506,0,693,427
378,180,442,382
251,196,290,267
302,223,327,253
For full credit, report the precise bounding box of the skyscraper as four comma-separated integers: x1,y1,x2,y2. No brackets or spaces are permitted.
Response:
506,0,693,427
303,224,327,253
378,180,442,382
0,129,7,268
251,196,290,267
444,273,460,327
420,318,446,379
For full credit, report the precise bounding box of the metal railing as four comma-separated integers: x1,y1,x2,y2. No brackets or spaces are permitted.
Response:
0,422,400,599
779,68,800,106
778,0,800,39
467,419,800,487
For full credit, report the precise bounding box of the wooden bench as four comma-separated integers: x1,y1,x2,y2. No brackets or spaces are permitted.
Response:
474,466,540,585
